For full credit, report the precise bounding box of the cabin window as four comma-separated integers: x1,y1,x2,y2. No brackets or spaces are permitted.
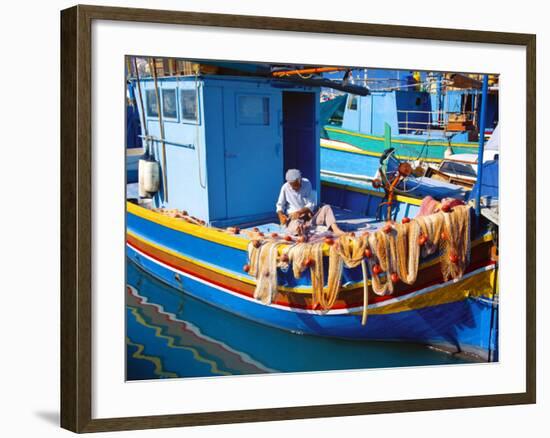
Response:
145,89,159,117
237,95,270,125
162,89,178,119
348,96,357,110
181,89,198,123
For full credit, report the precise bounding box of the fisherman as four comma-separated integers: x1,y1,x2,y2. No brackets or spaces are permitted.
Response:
276,169,344,236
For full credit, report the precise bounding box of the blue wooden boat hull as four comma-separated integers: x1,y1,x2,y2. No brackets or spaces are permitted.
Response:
126,203,498,362
127,244,497,360
126,261,476,378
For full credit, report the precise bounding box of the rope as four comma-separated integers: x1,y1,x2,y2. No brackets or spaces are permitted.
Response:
366,206,471,295
194,67,207,189
367,231,395,295
324,243,344,310
335,234,369,268
248,241,280,304
148,57,169,202
294,234,371,311
361,260,369,325
440,205,471,281
396,221,421,284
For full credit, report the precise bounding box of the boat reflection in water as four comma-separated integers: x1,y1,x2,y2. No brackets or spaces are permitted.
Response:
126,258,466,381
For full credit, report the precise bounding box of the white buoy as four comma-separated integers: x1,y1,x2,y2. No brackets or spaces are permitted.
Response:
138,159,160,197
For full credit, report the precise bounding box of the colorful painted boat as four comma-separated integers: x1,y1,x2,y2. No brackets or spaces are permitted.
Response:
127,198,497,361
126,66,498,362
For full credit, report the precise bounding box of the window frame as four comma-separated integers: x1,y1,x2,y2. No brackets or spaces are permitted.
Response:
144,88,159,119
235,93,271,126
160,88,179,122
180,87,201,125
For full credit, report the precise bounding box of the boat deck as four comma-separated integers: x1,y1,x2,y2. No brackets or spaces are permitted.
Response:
127,183,387,237
237,207,386,238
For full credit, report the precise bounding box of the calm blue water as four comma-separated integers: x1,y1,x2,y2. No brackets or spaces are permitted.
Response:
125,259,466,380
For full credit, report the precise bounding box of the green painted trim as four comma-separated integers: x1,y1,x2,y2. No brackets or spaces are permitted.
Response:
325,126,478,149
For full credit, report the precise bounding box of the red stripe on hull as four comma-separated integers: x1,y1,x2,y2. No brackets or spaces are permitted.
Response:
127,235,494,311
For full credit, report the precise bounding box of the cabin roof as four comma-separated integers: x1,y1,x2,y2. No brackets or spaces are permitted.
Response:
130,73,317,89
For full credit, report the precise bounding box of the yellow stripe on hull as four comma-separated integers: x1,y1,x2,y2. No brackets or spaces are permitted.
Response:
127,230,331,293
364,268,496,315
127,202,248,250
128,228,493,297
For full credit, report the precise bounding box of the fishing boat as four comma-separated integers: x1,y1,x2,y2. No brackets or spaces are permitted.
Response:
320,71,499,181
126,62,499,362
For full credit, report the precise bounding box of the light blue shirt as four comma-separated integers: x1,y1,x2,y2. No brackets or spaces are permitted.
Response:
276,178,316,214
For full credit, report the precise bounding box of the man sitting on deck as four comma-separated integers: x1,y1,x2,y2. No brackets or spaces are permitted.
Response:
276,169,344,236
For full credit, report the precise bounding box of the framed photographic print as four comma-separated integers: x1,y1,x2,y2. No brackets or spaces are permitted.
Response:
60,4,536,433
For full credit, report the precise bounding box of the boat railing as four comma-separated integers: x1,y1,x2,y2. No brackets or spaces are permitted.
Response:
397,110,476,135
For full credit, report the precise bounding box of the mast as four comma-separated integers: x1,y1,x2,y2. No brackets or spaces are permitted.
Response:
474,74,489,216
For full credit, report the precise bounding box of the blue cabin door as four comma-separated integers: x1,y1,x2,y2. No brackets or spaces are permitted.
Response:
224,91,282,219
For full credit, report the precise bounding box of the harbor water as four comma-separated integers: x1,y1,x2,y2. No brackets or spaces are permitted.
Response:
126,258,467,381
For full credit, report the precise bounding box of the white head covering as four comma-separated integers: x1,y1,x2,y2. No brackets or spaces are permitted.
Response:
285,169,302,182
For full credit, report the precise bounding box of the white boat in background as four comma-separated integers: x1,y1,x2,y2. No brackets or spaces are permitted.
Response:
426,125,500,188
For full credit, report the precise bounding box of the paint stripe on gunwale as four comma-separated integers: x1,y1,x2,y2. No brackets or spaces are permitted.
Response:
128,240,495,316
127,229,493,297
324,126,478,148
128,201,492,251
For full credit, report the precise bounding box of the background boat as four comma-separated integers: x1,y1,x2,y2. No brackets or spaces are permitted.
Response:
319,70,499,182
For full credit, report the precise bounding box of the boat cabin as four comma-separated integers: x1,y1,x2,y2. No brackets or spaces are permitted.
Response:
129,70,471,237
130,75,320,227
341,88,498,142
342,90,433,137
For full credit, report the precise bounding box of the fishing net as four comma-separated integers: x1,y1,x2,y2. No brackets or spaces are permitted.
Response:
246,240,281,305
246,205,472,311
